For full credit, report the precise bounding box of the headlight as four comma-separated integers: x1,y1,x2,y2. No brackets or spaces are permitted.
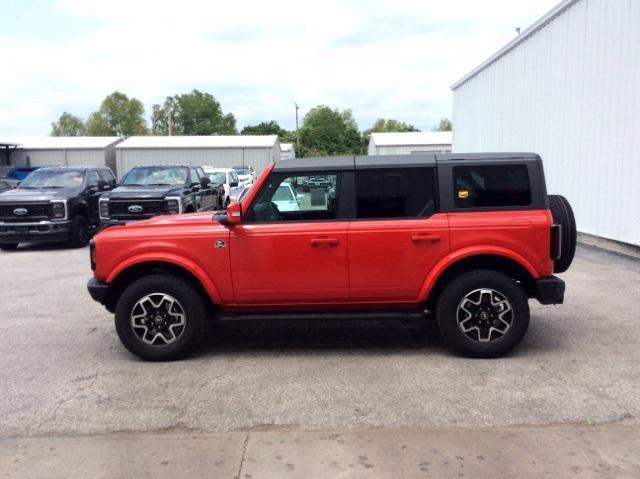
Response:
99,199,110,219
49,201,66,220
165,197,181,214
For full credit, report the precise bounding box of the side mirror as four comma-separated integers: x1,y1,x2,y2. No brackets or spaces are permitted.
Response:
200,176,211,188
97,179,109,191
229,181,239,187
213,201,242,226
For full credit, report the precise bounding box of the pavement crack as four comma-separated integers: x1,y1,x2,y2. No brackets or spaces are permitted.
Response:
235,433,250,479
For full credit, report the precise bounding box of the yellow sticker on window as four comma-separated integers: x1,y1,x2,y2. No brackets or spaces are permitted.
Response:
458,190,470,199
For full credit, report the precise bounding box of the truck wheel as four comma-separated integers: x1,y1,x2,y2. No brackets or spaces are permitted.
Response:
548,194,576,273
436,270,530,358
115,274,205,361
69,215,90,248
0,243,19,251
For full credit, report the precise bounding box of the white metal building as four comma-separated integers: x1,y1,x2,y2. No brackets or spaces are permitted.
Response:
452,0,640,247
116,135,281,178
367,132,452,156
280,143,295,160
1,137,121,172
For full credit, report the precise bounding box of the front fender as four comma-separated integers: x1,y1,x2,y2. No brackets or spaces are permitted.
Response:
106,251,223,305
418,245,540,300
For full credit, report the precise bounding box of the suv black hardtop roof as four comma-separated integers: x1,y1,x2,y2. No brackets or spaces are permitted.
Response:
274,152,541,172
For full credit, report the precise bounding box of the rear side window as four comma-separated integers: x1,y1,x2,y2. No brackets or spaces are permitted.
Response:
355,168,436,219
453,164,531,208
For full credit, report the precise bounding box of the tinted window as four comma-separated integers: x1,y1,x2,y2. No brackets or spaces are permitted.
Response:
356,168,436,219
453,165,531,208
248,173,339,222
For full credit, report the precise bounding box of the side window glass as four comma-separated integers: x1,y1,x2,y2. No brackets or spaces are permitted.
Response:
87,171,100,187
453,165,531,208
356,168,436,219
248,174,339,222
231,171,239,183
190,168,200,184
99,170,115,182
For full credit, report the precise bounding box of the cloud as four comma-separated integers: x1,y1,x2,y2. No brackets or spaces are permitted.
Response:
0,0,559,135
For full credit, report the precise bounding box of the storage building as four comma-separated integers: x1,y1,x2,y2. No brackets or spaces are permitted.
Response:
0,137,121,172
116,135,281,178
367,132,452,156
280,143,295,160
451,0,640,247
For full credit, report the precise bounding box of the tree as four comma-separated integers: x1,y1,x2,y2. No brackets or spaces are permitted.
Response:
51,112,86,136
85,91,148,137
152,90,236,135
362,118,420,152
241,121,283,136
433,117,452,131
298,106,361,157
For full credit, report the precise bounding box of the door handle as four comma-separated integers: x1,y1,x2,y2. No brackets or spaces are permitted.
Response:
310,238,339,246
411,233,441,243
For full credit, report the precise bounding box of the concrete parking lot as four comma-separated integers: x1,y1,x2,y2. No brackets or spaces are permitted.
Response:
1,243,639,477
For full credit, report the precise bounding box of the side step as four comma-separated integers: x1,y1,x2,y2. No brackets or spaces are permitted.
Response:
218,309,427,322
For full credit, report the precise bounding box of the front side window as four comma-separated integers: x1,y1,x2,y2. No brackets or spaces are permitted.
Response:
356,168,436,219
248,173,339,222
453,164,531,208
87,171,100,187
189,168,200,184
19,169,84,189
121,167,188,186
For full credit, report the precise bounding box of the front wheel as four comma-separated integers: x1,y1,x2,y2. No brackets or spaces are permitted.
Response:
436,270,530,358
115,274,205,361
69,215,90,248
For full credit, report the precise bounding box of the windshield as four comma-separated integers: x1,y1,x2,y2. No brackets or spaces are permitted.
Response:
122,167,188,186
233,166,250,175
272,184,294,201
207,172,226,185
19,170,84,189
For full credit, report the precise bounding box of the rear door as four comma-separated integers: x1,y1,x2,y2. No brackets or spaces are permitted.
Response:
230,171,350,305
348,165,450,303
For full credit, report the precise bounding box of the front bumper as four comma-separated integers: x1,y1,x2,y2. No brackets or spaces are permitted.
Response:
534,276,565,304
87,277,109,304
0,220,71,243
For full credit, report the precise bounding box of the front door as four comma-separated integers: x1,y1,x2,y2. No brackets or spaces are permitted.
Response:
348,167,450,302
230,172,349,305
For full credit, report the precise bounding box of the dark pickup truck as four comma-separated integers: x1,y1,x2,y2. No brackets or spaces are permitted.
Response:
98,165,222,226
0,166,116,250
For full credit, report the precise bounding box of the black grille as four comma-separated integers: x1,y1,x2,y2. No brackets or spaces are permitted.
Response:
109,200,167,219
0,203,50,222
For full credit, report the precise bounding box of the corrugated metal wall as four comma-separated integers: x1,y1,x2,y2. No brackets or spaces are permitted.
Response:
116,147,277,178
452,0,640,246
371,145,453,155
12,148,112,168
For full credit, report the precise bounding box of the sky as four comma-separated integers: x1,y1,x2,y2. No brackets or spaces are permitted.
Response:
0,0,560,136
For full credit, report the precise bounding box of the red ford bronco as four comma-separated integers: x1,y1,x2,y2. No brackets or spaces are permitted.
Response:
88,153,575,361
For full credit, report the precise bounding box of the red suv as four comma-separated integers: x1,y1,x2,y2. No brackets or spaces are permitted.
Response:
88,153,575,361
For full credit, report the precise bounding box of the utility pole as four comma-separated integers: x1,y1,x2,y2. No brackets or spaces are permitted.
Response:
295,102,300,152
168,108,173,136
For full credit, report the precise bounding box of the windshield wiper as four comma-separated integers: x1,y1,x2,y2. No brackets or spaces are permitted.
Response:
146,183,173,186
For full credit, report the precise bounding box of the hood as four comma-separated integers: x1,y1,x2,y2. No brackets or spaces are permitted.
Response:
96,212,226,238
0,187,80,202
104,185,183,200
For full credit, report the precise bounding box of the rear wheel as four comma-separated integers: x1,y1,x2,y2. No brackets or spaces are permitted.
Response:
436,269,530,358
0,243,19,251
548,194,576,273
115,274,205,361
69,215,90,248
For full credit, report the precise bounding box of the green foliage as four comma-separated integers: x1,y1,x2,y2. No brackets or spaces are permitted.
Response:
433,117,452,131
50,112,85,136
298,106,361,157
85,91,148,137
152,90,237,135
241,121,283,136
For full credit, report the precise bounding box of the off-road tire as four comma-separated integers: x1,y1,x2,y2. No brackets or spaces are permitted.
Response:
69,215,90,248
115,274,205,361
0,243,19,251
436,269,530,358
548,194,576,273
